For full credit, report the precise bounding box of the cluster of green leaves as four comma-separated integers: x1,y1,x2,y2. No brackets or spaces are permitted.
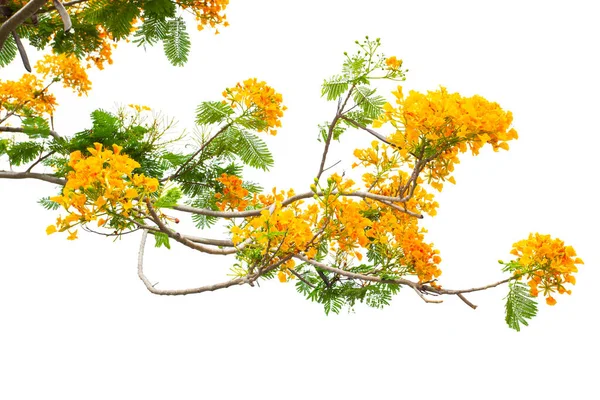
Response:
504,280,538,331
500,259,539,331
319,37,406,143
295,262,401,315
0,113,51,166
0,0,204,68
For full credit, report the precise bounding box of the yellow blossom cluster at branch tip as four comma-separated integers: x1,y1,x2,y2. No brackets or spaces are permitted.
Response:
385,56,403,70
35,53,92,96
222,78,287,135
46,143,159,239
214,173,249,211
374,86,519,191
176,0,230,33
510,233,583,305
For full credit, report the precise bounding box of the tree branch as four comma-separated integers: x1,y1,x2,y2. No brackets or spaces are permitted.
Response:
339,115,397,147
316,84,356,180
137,229,293,296
295,254,517,308
0,170,65,185
145,199,238,255
0,0,47,52
0,120,63,141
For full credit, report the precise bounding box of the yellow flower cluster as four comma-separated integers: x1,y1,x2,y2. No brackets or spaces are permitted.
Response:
353,140,439,217
385,56,403,70
232,188,319,254
177,0,230,33
35,53,92,96
510,233,583,305
222,78,287,135
374,86,518,191
229,170,443,284
214,173,249,211
0,74,57,115
47,143,159,239
85,27,115,70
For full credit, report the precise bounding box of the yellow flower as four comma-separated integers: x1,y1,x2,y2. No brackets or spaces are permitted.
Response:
385,56,402,70
277,271,287,283
46,225,57,235
67,230,78,241
545,296,557,306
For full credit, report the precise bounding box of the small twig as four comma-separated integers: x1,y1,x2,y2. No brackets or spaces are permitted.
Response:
411,285,443,304
288,269,315,288
137,229,293,296
339,115,397,148
321,159,342,174
161,123,232,182
316,84,356,180
145,199,242,255
457,293,477,310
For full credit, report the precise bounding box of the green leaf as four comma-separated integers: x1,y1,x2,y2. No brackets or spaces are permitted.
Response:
505,280,538,331
38,197,60,210
322,75,350,101
0,33,17,68
0,139,9,156
153,231,171,249
196,101,234,125
163,17,191,66
231,130,273,170
353,86,386,119
22,116,51,139
85,0,139,40
133,14,169,47
154,187,183,208
142,0,177,18
7,141,43,166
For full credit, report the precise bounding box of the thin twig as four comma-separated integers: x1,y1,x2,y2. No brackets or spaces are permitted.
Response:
137,229,293,296
339,115,397,147
161,123,231,182
316,84,356,180
25,150,55,173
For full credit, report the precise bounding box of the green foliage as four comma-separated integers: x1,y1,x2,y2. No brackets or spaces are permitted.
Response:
6,141,43,166
38,197,60,211
353,86,386,119
230,129,274,171
196,101,235,125
0,34,17,68
155,187,183,208
189,193,219,229
0,139,9,156
85,0,140,40
163,17,191,67
67,109,166,178
505,280,538,331
21,116,51,139
321,75,351,101
153,231,171,249
318,122,346,142
133,14,169,47
51,19,102,59
294,263,401,314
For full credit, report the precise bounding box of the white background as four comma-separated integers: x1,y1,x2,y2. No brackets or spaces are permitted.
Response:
1,0,599,398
